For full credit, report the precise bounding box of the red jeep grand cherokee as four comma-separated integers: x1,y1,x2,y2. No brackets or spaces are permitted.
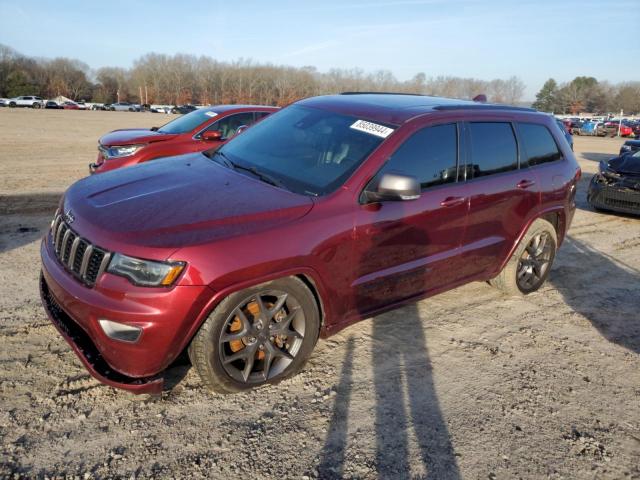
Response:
90,105,278,173
40,93,580,394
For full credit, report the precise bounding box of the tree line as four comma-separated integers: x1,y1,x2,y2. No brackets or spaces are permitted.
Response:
532,77,640,114
1,43,637,113
0,43,526,106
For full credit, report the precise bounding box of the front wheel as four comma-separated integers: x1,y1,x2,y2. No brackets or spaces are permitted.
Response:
188,277,320,394
489,218,557,296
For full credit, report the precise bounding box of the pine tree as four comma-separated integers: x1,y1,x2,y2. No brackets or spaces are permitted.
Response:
532,78,558,113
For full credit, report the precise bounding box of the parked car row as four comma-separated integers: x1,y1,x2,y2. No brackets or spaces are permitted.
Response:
559,117,640,138
40,93,584,396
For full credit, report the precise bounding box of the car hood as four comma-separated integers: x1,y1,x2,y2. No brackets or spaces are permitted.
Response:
99,129,178,146
62,154,314,255
608,154,640,176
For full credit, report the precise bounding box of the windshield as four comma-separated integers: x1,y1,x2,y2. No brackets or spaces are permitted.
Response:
158,108,217,134
214,105,390,196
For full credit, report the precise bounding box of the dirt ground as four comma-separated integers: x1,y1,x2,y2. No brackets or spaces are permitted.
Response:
0,109,638,479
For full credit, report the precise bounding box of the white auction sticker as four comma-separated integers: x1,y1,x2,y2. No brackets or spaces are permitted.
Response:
204,111,218,117
350,119,394,138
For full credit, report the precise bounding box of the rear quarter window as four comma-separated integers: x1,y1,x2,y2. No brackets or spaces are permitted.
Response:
518,123,562,167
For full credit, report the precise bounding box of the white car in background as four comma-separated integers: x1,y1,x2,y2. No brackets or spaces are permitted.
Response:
109,101,141,112
6,95,44,108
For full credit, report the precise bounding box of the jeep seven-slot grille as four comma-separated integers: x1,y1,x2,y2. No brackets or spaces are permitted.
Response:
51,214,111,287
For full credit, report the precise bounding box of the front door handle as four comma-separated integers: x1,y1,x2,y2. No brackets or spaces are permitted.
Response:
517,179,536,189
440,196,466,207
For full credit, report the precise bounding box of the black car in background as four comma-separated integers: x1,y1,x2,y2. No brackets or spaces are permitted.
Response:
171,104,198,114
619,139,640,156
588,151,640,215
45,101,63,109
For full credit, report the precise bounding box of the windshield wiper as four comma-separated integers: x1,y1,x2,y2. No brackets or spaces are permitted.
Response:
233,163,285,189
206,149,233,168
207,150,286,189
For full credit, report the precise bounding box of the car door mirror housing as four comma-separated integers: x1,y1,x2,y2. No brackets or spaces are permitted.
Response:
362,172,421,203
202,130,223,141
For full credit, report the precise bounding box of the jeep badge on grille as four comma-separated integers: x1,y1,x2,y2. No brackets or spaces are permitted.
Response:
63,210,75,224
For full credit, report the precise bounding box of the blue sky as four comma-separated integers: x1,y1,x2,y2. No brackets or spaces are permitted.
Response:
1,0,638,99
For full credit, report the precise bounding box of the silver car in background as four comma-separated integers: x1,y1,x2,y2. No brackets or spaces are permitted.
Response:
109,102,141,112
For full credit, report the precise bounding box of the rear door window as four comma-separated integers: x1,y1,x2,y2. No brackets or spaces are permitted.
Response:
467,122,518,178
518,123,562,167
379,123,458,189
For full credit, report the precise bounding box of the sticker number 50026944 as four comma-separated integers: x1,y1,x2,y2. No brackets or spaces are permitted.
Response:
350,119,395,138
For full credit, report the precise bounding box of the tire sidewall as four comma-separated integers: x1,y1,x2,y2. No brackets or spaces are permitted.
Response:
513,220,557,295
192,277,320,393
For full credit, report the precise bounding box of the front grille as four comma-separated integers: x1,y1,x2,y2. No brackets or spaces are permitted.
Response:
50,214,111,286
593,187,640,214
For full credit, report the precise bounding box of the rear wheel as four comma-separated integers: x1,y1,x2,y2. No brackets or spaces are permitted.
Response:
188,277,320,394
9,102,16,108
489,218,557,296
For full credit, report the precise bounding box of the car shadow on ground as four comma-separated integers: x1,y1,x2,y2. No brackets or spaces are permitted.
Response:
551,236,640,354
0,192,61,216
0,193,60,254
318,304,460,479
579,152,617,163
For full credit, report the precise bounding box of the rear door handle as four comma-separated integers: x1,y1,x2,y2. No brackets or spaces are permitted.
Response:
517,179,536,189
440,196,466,207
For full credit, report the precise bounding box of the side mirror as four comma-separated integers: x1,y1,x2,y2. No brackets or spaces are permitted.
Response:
362,172,421,203
202,130,223,141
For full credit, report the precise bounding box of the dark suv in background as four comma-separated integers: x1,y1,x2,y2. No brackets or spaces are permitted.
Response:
40,93,580,395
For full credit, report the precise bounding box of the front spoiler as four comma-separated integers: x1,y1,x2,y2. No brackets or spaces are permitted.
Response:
40,274,164,395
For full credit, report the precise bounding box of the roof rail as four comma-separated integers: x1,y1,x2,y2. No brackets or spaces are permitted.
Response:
340,91,425,96
434,104,535,112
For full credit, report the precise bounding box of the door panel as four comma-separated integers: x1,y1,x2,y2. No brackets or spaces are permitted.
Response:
457,172,538,279
349,121,468,315
458,121,539,280
352,184,469,315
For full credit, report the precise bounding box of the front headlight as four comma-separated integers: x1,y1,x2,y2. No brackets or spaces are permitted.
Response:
107,253,185,287
621,145,631,151
105,144,144,159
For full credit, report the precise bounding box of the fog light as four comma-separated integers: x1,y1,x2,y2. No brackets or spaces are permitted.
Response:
98,319,142,343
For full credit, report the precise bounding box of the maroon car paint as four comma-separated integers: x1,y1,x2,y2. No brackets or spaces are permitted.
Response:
40,94,580,392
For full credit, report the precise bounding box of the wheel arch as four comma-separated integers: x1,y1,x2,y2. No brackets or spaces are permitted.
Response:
494,207,565,277
175,267,331,365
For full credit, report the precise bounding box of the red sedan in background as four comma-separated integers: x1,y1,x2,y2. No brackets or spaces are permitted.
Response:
90,105,279,173
603,121,633,137
62,101,81,110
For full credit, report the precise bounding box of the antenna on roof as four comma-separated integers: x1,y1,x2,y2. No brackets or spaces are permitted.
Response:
473,94,487,103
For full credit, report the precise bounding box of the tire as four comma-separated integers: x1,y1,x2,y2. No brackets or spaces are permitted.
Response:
32,102,41,109
9,102,16,108
188,276,320,394
489,218,557,296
